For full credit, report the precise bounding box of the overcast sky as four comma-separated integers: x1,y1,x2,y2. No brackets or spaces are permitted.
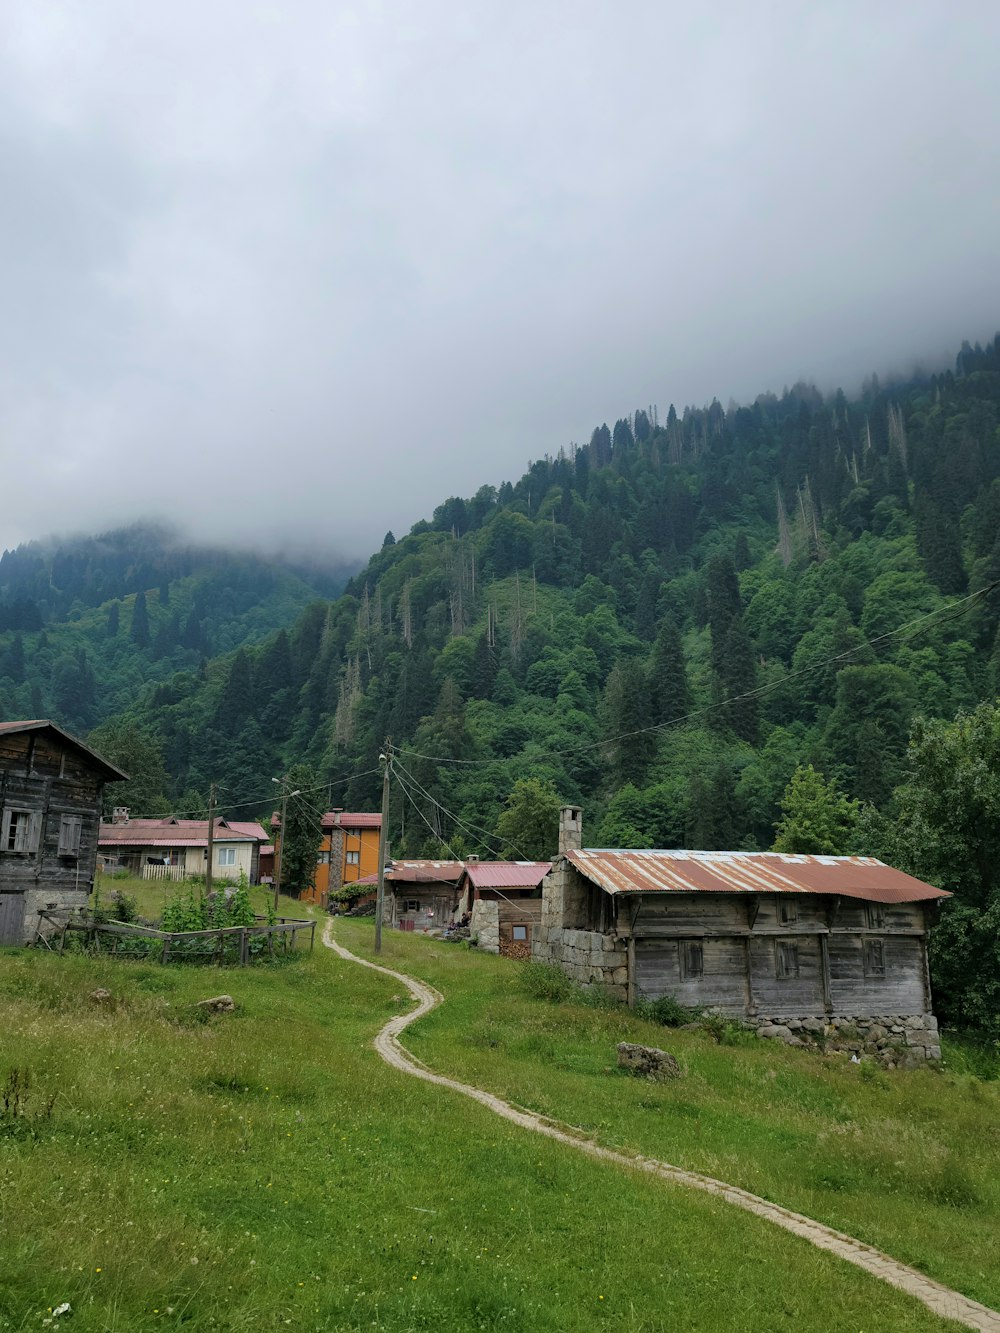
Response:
2,1,998,559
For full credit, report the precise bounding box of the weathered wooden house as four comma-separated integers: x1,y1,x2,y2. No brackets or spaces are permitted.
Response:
0,720,127,946
384,860,464,931
533,807,949,1059
460,860,551,957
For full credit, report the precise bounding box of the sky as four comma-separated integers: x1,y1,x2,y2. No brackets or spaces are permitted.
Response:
2,1,998,560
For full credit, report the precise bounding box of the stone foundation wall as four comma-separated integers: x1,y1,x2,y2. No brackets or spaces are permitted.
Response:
23,887,89,944
470,900,499,954
532,924,629,1000
749,1012,941,1066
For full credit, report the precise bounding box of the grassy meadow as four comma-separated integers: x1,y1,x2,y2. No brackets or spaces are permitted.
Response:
0,904,995,1332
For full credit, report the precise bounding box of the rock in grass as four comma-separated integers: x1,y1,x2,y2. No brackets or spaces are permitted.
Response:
89,988,113,1004
196,994,236,1014
616,1042,682,1080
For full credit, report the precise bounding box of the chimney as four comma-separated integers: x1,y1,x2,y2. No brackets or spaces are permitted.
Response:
112,806,130,826
467,854,479,863
558,805,582,856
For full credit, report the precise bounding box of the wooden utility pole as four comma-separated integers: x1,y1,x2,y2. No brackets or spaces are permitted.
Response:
374,739,392,954
273,782,289,917
205,783,217,900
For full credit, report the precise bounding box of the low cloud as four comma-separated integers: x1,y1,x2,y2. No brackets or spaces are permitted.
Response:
2,2,998,557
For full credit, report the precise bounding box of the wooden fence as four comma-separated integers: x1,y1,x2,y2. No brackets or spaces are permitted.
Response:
34,910,315,965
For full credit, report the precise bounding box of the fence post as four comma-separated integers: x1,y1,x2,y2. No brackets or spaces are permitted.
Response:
309,922,315,953
162,934,171,965
239,928,249,967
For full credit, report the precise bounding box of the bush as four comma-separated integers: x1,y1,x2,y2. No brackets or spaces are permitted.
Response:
108,890,140,924
518,961,575,1003
637,994,700,1028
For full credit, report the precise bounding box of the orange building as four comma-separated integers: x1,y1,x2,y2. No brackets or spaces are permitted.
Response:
300,810,382,907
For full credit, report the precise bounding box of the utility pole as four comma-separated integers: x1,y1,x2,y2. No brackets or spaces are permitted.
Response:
205,782,217,900
271,776,301,916
375,738,392,954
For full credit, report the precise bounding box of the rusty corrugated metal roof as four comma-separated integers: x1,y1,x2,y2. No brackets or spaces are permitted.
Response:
567,849,949,904
463,862,551,889
385,860,465,884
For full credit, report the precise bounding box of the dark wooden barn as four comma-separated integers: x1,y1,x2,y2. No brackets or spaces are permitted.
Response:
0,720,127,946
534,807,949,1061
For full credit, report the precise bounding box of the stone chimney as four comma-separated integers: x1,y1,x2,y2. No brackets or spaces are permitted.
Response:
112,806,130,826
558,805,582,857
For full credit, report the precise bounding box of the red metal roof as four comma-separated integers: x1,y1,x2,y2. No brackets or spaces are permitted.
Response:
225,821,269,842
567,849,949,904
99,818,266,848
462,861,551,889
0,719,128,781
321,811,382,830
385,860,465,884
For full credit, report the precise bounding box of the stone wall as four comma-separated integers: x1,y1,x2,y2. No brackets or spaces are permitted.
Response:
470,899,499,954
749,1012,941,1066
23,886,89,944
532,923,629,1000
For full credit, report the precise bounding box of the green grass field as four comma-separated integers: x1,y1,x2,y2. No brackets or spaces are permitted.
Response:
0,906,996,1332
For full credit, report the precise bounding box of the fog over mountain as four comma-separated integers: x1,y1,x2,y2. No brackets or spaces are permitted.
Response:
2,2,998,557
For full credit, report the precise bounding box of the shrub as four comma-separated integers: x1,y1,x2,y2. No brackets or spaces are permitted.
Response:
518,961,575,1003
108,890,140,924
640,994,700,1028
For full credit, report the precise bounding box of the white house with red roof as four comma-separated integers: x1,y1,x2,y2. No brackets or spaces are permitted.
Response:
98,812,269,883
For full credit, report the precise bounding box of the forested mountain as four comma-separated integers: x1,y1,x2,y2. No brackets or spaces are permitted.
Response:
4,338,1000,853
0,523,355,734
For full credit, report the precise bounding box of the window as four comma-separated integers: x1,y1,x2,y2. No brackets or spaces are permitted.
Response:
778,898,798,925
680,940,704,979
58,815,83,856
776,941,800,979
346,851,360,866
217,847,236,867
863,938,886,977
1,809,39,854
512,924,528,942
865,902,886,930
317,851,330,865
404,899,420,913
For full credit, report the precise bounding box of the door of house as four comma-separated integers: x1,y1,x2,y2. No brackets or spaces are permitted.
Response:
0,891,25,946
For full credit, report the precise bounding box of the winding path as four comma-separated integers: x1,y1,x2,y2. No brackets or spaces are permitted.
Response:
324,922,1000,1332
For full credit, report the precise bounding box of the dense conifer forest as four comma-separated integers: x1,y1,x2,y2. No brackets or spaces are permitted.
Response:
3,338,999,842
3,333,1000,1028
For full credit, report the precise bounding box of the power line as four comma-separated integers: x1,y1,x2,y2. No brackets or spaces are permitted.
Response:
391,763,465,863
391,755,537,863
396,577,1000,770
153,767,384,822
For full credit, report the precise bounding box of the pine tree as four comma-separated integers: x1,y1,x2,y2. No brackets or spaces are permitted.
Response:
277,764,321,898
772,765,859,854
648,616,689,726
130,590,150,647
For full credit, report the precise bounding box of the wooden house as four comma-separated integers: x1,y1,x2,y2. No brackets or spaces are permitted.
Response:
459,860,551,957
0,720,127,946
384,860,464,931
534,807,949,1059
98,815,268,883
